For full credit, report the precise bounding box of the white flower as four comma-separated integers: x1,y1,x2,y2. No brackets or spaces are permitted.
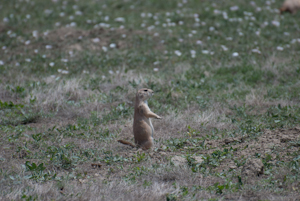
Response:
109,70,114,74
3,17,9,23
221,45,228,51
45,45,52,49
109,43,116,48
214,9,221,14
153,68,159,72
92,38,100,43
32,30,38,38
251,49,261,54
147,25,155,31
34,49,38,53
44,9,53,15
25,58,31,62
153,61,160,65
232,52,239,57
102,46,108,52
276,46,284,51
61,59,68,62
230,6,239,11
202,50,209,54
190,50,196,58
141,13,146,18
49,62,55,67
115,17,125,22
25,40,30,45
59,12,65,17
196,40,202,45
2,46,6,50
0,60,4,65
272,21,280,27
58,69,69,74
70,22,76,27
75,11,82,15
226,37,233,41
284,32,290,36
174,50,182,56
83,70,89,74
178,38,183,42
178,21,184,25
209,27,215,31
153,33,159,37
104,16,109,21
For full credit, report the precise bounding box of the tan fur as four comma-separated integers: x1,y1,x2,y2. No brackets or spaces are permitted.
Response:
118,88,161,150
280,0,300,14
117,140,135,148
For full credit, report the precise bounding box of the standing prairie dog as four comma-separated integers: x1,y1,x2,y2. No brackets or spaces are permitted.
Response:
118,88,162,150
280,0,300,14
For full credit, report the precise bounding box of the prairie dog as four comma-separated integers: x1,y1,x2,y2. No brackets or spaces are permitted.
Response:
118,88,161,150
280,0,300,14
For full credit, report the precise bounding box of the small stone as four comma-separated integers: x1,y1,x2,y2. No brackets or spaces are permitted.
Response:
79,179,87,183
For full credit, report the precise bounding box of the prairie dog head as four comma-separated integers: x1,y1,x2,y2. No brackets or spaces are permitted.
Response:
137,88,154,101
280,6,291,13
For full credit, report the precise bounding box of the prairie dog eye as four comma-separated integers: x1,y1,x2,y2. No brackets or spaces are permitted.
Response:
144,89,148,92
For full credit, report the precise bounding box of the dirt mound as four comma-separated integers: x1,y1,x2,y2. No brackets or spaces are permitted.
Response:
241,158,264,184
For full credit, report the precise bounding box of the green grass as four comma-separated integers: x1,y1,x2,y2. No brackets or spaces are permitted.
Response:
1,0,300,200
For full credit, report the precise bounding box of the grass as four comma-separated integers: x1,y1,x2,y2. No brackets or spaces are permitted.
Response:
1,0,300,200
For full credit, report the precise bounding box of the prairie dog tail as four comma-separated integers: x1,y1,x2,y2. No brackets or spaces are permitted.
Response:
118,140,136,148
